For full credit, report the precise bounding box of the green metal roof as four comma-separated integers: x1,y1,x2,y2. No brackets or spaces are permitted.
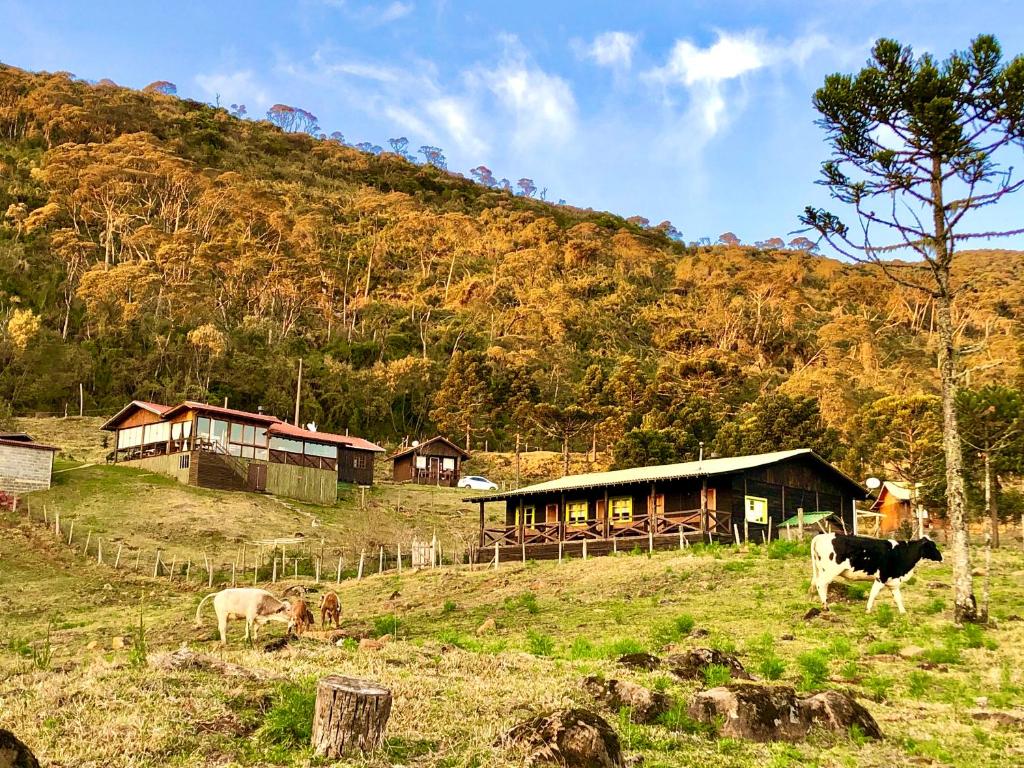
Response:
467,449,866,502
778,511,835,528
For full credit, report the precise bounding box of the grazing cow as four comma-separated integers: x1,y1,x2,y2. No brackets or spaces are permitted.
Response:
320,591,341,628
195,587,291,644
810,533,942,614
287,598,315,637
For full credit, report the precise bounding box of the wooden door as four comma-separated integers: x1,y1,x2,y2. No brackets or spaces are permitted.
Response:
247,463,267,492
706,488,717,511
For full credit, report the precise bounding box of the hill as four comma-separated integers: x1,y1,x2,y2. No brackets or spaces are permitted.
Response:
2,501,1024,767
1,64,1022,473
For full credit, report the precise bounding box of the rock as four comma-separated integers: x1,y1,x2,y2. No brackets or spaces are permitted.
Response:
86,640,99,650
688,684,807,742
476,617,497,635
899,646,925,659
1005,615,1022,622
799,690,883,740
282,584,308,597
802,607,822,621
377,634,393,645
667,649,750,681
617,652,662,671
691,628,710,638
584,677,672,724
0,729,40,768
780,634,795,641
263,636,291,652
389,590,401,600
504,708,622,767
687,684,882,743
927,581,948,590
970,710,1024,727
359,638,384,652
111,636,129,650
150,648,274,680
975,697,989,708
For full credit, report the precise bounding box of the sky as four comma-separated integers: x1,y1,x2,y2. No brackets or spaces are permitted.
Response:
2,0,1024,247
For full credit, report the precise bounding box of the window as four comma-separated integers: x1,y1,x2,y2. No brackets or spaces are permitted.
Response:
515,505,537,527
415,455,428,469
211,419,228,448
230,423,244,443
745,496,768,524
144,421,170,444
270,436,303,454
442,457,455,471
243,424,256,444
178,454,190,470
118,426,143,449
353,453,368,469
610,497,633,522
196,416,211,439
566,500,588,524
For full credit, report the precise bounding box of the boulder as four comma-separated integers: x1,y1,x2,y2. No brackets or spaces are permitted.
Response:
898,645,925,659
504,708,622,767
617,652,661,671
476,617,497,635
0,730,40,768
583,677,672,724
359,638,384,652
800,690,883,740
667,649,750,681
688,684,807,742
687,684,883,742
970,710,1024,727
150,648,276,680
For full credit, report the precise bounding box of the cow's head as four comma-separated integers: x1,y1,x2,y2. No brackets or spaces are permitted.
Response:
918,536,942,562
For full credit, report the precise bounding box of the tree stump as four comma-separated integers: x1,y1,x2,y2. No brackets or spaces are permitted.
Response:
311,675,392,758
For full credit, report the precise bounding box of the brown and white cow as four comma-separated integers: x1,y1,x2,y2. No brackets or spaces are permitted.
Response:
195,588,291,644
320,591,341,628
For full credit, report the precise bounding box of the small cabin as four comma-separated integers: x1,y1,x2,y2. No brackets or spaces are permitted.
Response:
869,481,921,535
469,448,867,562
0,432,59,495
337,436,386,485
391,436,470,487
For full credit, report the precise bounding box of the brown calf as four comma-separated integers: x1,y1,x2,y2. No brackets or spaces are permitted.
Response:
287,598,315,637
320,591,341,628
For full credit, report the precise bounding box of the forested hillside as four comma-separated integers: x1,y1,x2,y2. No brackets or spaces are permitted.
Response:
1,64,1022,477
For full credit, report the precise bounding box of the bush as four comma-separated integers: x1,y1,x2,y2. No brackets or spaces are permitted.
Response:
256,679,316,756
441,599,457,615
864,674,893,702
603,637,647,658
757,654,786,681
505,592,540,615
702,663,733,688
907,670,930,698
873,604,895,628
526,630,554,657
128,608,147,669
372,613,401,638
766,539,809,560
922,643,962,666
567,637,595,659
656,701,717,736
923,597,945,615
796,650,830,691
650,613,696,647
866,640,900,655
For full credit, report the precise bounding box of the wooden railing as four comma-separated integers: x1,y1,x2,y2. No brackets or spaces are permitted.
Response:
481,509,732,547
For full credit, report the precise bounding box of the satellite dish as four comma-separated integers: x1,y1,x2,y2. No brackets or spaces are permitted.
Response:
865,477,881,490
306,422,317,432
412,440,420,448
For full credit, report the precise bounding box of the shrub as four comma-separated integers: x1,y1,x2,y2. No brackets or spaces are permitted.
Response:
128,608,147,669
372,613,400,638
603,637,647,658
873,604,895,627
828,637,856,659
441,599,457,615
702,663,733,688
650,613,696,647
567,637,595,660
906,670,930,698
923,597,945,615
758,654,786,681
844,583,870,601
866,640,900,656
839,660,860,681
922,643,962,666
864,674,893,702
505,592,540,615
256,679,316,756
526,630,554,657
796,650,829,691
766,539,809,560
436,629,478,651
656,701,717,736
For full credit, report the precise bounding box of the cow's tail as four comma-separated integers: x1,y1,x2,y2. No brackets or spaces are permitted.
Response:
194,592,216,627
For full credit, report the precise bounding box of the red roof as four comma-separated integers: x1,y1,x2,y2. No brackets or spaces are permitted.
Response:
268,422,352,446
0,437,59,452
162,401,283,424
343,435,385,453
100,399,174,430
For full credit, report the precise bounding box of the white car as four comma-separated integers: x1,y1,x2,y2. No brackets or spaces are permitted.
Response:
458,475,498,491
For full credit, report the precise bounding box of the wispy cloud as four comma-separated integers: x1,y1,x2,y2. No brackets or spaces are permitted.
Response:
581,31,638,69
320,0,414,25
194,69,270,111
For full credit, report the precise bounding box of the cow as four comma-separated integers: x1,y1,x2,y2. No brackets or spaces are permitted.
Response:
320,591,341,628
195,587,292,644
287,598,315,637
810,532,942,614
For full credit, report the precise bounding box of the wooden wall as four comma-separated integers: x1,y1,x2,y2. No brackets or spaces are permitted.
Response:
338,448,375,485
124,453,191,484
266,462,337,505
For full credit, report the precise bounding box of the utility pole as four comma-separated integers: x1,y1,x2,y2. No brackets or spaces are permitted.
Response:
294,358,303,426
79,383,84,417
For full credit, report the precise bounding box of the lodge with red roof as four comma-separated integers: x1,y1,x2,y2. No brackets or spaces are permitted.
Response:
101,400,384,504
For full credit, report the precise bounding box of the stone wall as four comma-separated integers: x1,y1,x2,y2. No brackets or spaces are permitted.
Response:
0,444,54,493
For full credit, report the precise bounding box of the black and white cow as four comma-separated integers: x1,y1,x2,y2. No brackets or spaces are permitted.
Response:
810,532,942,613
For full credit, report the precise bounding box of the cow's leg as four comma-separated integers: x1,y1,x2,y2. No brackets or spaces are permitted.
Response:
866,580,885,612
891,583,907,614
244,616,252,642
815,574,830,609
217,614,228,645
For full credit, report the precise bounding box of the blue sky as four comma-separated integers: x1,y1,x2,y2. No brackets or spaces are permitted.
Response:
3,0,1024,246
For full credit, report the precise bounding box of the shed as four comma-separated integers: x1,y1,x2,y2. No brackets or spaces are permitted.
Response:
391,436,470,487
869,481,922,535
0,434,59,494
338,436,386,486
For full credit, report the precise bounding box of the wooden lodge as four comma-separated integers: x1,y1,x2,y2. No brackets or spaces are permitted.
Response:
469,449,866,562
101,400,384,505
866,481,922,536
391,436,470,487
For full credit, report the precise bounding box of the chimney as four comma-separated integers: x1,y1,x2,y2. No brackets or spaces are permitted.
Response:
257,405,264,415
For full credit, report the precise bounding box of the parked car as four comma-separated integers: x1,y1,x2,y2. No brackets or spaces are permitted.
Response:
457,475,498,491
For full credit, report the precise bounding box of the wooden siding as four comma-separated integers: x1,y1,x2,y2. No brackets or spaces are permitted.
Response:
123,452,192,484
338,447,375,485
266,462,337,505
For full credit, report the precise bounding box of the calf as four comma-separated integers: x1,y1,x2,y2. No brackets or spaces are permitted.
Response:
810,533,942,614
195,587,291,644
320,591,341,628
287,598,315,637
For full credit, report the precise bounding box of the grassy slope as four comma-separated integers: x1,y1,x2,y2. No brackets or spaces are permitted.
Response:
2,501,1023,768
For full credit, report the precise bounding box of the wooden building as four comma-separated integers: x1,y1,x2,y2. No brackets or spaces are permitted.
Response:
868,481,921,535
469,449,866,562
391,436,470,487
102,400,380,505
337,436,386,485
0,432,59,495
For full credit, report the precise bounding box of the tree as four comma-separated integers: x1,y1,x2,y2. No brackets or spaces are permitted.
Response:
388,137,410,157
957,386,1024,547
229,103,247,118
265,104,320,134
418,146,447,169
611,428,680,469
717,232,740,246
528,402,601,476
787,236,818,252
714,393,839,461
800,36,1024,623
143,81,177,96
429,351,490,450
516,178,537,198
469,166,497,187
847,394,945,529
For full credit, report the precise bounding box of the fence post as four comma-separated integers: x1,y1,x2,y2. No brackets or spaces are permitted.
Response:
168,555,176,580
379,546,384,574
397,543,402,575
54,511,60,537
67,520,74,545
97,538,103,565
797,507,804,539
558,539,563,564
582,539,588,560
315,556,321,583
253,560,258,585
114,543,123,569
84,530,92,556
732,525,741,546
134,549,141,572
186,559,192,582
336,555,343,584
358,550,365,580
272,557,278,583
493,542,499,570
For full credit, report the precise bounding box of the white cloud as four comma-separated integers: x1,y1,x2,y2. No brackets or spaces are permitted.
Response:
585,31,638,69
426,97,488,156
194,69,270,111
377,1,414,22
320,1,414,24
